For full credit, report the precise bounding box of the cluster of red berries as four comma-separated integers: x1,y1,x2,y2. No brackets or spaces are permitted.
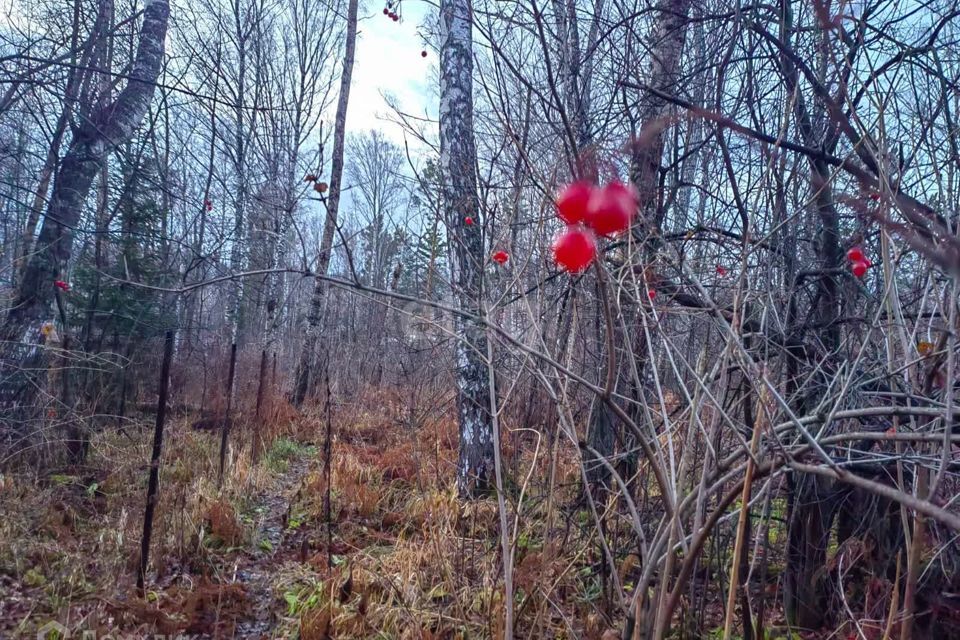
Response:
548,180,638,273
204,199,213,212
304,173,328,194
847,246,871,278
383,1,400,21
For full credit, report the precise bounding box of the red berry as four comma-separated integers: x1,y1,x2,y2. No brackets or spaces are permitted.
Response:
586,181,638,236
492,250,509,265
647,289,657,300
716,265,727,276
552,226,597,274
555,181,594,225
464,216,473,225
383,7,388,14
846,246,864,262
869,192,880,201
421,50,428,58
851,260,868,278
54,280,70,292
392,14,399,21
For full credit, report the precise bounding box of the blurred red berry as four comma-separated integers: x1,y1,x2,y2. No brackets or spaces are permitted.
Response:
716,265,727,276
492,250,509,265
851,260,868,278
555,181,594,225
464,216,474,225
421,50,428,58
54,280,69,292
847,246,864,262
552,226,597,273
647,289,657,300
586,181,637,236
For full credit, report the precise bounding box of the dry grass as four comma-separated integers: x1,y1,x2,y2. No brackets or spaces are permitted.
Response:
0,389,625,639
0,401,291,636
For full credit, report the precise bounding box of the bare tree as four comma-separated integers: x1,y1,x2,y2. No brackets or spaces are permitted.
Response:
291,0,358,406
1,0,170,415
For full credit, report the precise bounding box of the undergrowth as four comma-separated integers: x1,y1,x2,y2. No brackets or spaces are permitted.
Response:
0,388,733,638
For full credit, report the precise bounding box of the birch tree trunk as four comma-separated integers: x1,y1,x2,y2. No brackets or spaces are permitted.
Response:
13,0,91,290
290,0,358,406
439,0,495,498
1,0,171,410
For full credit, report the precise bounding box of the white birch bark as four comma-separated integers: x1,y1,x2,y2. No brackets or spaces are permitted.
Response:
439,0,495,497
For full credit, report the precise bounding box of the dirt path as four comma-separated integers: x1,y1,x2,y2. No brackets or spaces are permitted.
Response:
232,456,312,638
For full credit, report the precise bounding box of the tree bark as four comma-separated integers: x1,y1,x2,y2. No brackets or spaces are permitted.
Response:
778,1,843,628
629,0,694,231
291,0,358,406
622,1,693,634
438,0,495,498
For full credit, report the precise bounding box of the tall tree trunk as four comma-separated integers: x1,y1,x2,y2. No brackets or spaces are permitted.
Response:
621,1,692,636
0,0,171,411
629,0,693,231
182,81,219,354
439,0,495,498
291,0,358,406
778,1,842,628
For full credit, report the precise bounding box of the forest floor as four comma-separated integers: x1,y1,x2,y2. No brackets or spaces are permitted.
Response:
0,390,642,639
0,393,799,640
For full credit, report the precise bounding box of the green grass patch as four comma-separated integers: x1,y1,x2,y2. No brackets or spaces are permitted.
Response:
264,437,316,474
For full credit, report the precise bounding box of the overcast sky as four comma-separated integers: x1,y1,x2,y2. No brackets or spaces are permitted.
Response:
347,1,436,144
